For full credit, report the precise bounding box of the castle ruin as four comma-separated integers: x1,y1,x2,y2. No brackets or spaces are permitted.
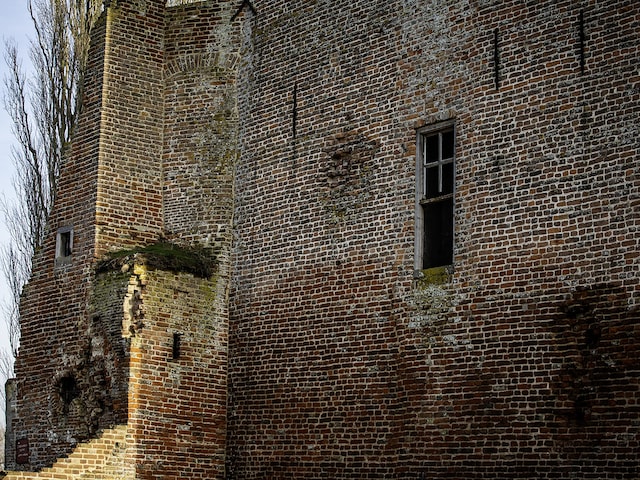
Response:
3,0,640,478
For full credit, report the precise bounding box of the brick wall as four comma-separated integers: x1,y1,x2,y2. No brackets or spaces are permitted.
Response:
7,8,124,469
125,263,227,479
6,0,639,478
7,0,238,475
228,0,640,478
162,1,240,246
94,0,165,254
3,425,132,479
133,3,238,475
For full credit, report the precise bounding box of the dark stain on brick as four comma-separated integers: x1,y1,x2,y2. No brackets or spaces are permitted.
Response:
554,284,640,430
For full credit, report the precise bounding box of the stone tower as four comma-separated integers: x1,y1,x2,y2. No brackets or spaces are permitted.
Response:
5,0,240,478
4,1,640,479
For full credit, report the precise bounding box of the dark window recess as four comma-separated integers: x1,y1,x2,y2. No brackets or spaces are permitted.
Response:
418,126,455,270
172,333,182,360
58,376,79,405
422,198,453,269
55,227,73,266
59,231,72,257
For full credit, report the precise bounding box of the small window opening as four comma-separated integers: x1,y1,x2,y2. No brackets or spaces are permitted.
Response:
58,375,79,406
172,333,182,360
415,122,455,272
55,227,73,266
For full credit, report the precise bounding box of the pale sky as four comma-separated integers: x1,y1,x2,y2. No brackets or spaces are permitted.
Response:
0,1,34,380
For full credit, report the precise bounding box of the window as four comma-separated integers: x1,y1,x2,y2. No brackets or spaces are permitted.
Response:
172,332,182,360
415,122,455,271
55,226,73,266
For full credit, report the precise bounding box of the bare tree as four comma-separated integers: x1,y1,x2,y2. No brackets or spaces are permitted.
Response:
1,0,100,359
0,348,13,408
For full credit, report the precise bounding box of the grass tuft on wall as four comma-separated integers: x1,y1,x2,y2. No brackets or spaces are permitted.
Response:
96,241,219,278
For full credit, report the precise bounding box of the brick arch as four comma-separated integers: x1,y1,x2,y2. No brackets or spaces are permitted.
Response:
164,51,240,79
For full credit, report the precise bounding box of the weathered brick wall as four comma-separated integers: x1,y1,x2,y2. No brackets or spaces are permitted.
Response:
94,0,165,254
7,0,238,474
7,0,169,469
88,271,133,421
4,379,17,470
130,3,237,475
162,1,240,247
229,1,640,478
125,263,228,479
230,4,414,476
7,0,639,478
7,8,125,470
3,425,132,480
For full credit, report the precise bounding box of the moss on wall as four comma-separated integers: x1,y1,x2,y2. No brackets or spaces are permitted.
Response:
96,241,219,278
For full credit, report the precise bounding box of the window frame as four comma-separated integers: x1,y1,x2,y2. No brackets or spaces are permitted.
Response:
414,120,456,273
55,226,74,267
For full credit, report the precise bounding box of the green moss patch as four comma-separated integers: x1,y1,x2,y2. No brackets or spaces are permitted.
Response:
96,241,219,278
416,266,452,287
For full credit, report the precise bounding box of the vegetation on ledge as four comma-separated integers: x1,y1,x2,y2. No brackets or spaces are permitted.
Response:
96,241,219,279
415,265,452,287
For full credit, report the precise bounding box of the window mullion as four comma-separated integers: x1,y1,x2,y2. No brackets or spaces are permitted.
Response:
416,122,455,272
422,139,427,198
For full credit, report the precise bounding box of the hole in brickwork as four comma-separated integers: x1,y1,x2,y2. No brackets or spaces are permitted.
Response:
58,375,80,407
55,226,74,267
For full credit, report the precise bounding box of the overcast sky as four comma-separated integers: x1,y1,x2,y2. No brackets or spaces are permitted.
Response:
0,2,34,369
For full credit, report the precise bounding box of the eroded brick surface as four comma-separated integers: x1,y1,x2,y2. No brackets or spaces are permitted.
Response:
228,1,640,478
7,1,237,477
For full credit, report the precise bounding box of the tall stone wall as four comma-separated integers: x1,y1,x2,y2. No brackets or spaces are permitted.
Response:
8,0,169,468
139,3,238,474
6,0,639,478
94,0,165,254
229,1,640,478
163,1,240,247
124,263,228,479
7,7,129,470
7,0,239,475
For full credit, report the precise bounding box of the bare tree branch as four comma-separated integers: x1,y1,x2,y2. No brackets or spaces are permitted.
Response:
1,0,100,358
0,348,14,406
